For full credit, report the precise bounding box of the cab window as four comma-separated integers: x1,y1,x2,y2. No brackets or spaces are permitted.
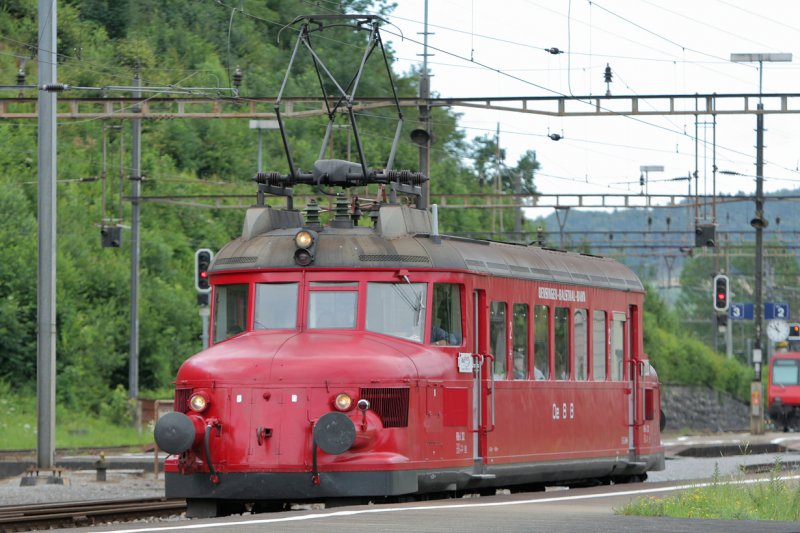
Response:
254,283,298,329
430,283,463,345
308,282,357,329
366,282,427,342
213,284,248,343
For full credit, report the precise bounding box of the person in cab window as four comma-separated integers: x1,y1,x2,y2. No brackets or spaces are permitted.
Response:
431,325,460,345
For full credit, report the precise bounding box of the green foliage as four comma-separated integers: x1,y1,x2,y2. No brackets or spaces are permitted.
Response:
0,0,754,426
620,462,800,521
100,384,137,425
645,286,752,400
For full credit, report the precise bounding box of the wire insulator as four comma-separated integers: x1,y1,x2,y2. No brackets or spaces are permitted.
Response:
41,83,68,92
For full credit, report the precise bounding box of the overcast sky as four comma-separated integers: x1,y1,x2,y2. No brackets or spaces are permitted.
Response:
379,0,800,209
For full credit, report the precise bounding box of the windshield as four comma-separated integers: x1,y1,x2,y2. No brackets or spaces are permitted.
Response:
366,282,427,342
254,283,298,329
308,282,358,329
773,359,800,386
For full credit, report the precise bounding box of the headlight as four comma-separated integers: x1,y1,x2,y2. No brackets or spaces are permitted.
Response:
189,392,210,412
295,230,314,249
334,393,353,411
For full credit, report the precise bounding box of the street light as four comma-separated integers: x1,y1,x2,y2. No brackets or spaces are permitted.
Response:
639,165,664,196
249,120,280,173
730,52,792,436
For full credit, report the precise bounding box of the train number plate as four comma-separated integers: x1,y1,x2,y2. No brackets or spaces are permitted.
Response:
458,353,474,373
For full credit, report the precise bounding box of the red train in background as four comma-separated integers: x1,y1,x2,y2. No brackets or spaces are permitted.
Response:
153,14,665,517
767,352,800,431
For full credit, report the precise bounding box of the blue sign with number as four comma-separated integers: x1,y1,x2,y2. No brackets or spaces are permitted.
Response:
764,302,790,320
729,303,754,321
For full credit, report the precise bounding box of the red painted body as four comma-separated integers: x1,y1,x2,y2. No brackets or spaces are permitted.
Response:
767,352,800,431
160,206,664,508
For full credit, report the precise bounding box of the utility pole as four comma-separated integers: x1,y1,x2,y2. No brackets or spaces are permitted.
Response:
417,0,432,208
129,68,142,413
751,101,766,435
36,0,57,469
731,51,792,436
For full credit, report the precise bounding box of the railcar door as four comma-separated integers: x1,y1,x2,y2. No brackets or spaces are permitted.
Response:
471,289,492,474
628,304,645,452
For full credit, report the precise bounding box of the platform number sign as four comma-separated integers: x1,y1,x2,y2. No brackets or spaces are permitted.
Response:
729,303,754,321
764,302,789,320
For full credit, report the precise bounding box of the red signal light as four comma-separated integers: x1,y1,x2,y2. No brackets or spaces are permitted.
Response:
195,249,213,293
713,274,729,312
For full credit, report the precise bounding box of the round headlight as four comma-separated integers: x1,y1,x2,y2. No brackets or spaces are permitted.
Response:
295,230,314,249
334,393,353,411
189,393,210,412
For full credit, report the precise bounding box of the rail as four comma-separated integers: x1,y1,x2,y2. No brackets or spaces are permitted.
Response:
0,497,186,531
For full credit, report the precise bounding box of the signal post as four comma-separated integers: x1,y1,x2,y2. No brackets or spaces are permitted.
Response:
195,249,213,349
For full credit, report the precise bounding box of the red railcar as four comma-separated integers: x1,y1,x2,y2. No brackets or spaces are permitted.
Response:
153,13,663,517
767,351,800,431
155,201,665,517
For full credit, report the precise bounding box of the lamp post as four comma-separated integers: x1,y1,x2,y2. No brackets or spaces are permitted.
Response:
249,120,280,173
639,165,664,197
730,52,792,435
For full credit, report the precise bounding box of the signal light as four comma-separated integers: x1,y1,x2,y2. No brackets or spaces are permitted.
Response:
713,274,729,312
195,248,213,293
789,323,800,341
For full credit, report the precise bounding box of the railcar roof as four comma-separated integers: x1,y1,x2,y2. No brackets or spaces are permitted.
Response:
211,204,643,293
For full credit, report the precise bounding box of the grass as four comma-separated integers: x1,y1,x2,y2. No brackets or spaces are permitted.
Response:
0,389,155,451
619,462,800,522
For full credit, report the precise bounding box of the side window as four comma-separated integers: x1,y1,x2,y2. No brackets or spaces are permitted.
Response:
574,308,588,381
490,302,507,379
513,304,529,380
254,283,298,329
611,312,626,381
430,284,463,345
213,284,248,343
554,307,570,380
592,310,607,380
533,304,549,379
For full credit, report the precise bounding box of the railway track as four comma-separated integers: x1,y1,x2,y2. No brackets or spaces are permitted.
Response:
0,497,186,531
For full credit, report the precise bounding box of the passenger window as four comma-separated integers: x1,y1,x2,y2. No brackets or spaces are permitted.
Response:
513,304,529,380
254,283,298,329
430,284,463,345
213,284,248,343
574,308,588,381
554,307,570,380
490,302,507,379
533,304,549,379
592,310,607,380
611,312,626,380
